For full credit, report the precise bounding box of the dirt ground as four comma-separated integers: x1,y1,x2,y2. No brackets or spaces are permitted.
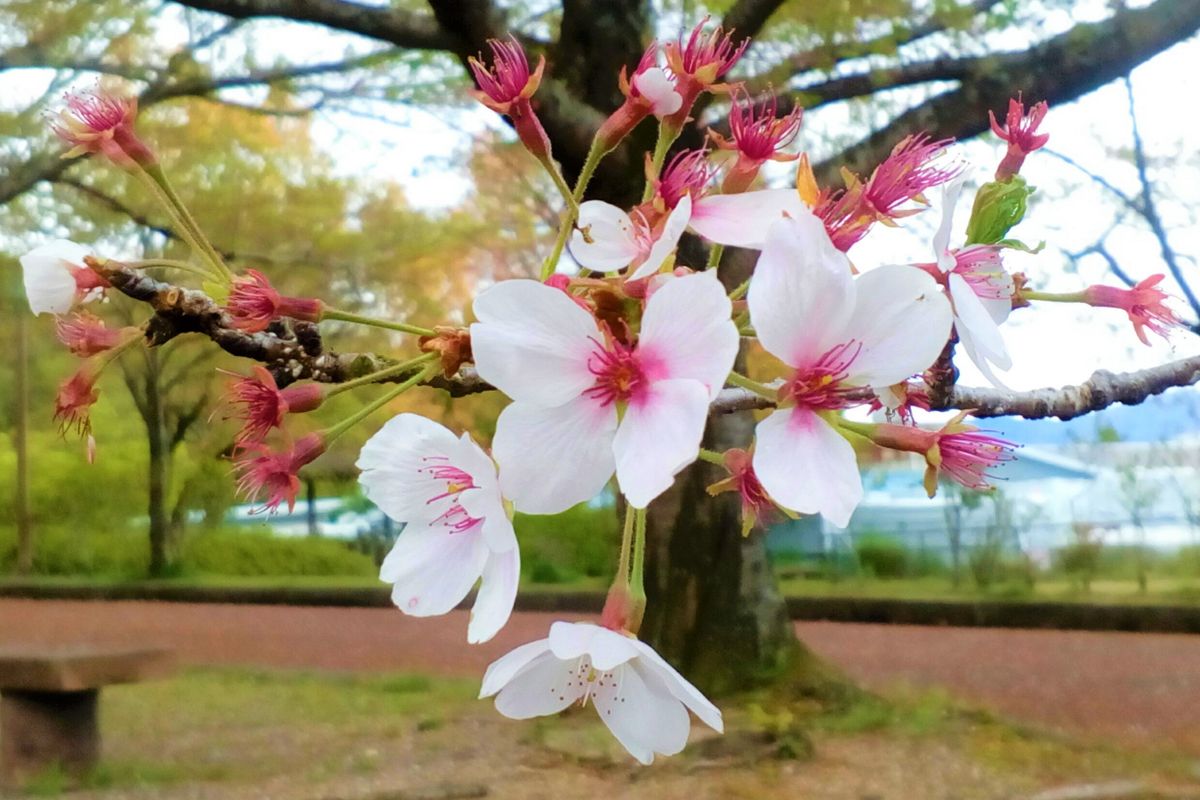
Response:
2,599,1199,751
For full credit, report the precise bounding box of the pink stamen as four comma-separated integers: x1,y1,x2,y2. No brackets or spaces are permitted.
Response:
785,341,863,409
583,337,648,407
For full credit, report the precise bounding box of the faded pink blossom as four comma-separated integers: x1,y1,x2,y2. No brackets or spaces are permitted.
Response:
468,37,551,162
663,18,748,126
225,366,325,443
226,270,323,333
1084,274,1183,345
868,412,1017,497
54,363,101,437
55,312,130,358
51,87,155,168
989,95,1049,180
234,433,326,513
712,91,801,193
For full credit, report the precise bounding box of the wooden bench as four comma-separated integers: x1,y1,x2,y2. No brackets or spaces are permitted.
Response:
0,647,174,787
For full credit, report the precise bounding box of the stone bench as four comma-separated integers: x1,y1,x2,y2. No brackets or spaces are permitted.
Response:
0,646,174,787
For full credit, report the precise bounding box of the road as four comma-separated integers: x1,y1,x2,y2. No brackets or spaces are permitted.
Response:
2,599,1196,749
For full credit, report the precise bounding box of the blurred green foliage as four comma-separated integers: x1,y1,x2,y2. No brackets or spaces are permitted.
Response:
513,503,619,585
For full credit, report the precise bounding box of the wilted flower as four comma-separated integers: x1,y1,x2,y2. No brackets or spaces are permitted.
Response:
468,37,552,163
51,87,155,169
233,433,326,513
55,312,132,357
1083,274,1183,345
226,270,323,333
989,95,1049,181
54,363,102,437
225,366,325,443
866,412,1017,497
706,447,786,535
711,90,802,193
663,18,748,127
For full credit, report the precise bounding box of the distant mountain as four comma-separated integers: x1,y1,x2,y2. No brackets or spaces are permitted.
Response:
983,386,1200,444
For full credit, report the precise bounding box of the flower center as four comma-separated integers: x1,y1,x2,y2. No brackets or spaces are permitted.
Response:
584,339,647,407
785,341,862,409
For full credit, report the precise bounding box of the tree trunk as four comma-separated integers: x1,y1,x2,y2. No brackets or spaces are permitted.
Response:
306,478,319,537
144,349,175,577
13,311,33,575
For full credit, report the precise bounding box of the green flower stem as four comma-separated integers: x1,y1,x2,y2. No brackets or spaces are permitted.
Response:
641,121,681,203
706,244,725,270
1022,289,1088,304
542,158,579,214
697,447,725,465
630,507,647,606
324,354,438,398
321,308,436,337
540,137,608,281
616,504,636,586
139,164,232,282
728,278,750,301
127,259,214,279
322,360,438,444
726,371,776,399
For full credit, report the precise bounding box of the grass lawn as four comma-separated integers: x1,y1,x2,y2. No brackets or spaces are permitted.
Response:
15,668,1198,799
777,575,1200,605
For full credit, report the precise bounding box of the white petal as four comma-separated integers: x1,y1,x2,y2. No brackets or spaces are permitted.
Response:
933,180,965,272
753,407,862,528
548,622,639,671
630,639,723,732
493,651,585,719
384,525,489,617
471,280,600,407
614,379,709,509
480,638,552,698
20,239,90,316
593,662,690,765
690,188,809,249
468,546,520,644
633,67,682,117
569,202,642,271
628,195,691,281
493,397,617,514
843,265,953,388
637,271,738,397
958,321,1011,389
357,413,468,526
748,214,854,368
949,273,1011,369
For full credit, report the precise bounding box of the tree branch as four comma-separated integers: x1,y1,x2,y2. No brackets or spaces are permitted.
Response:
165,0,457,50
813,0,1200,182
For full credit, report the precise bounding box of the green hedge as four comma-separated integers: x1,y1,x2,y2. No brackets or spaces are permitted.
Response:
514,503,619,584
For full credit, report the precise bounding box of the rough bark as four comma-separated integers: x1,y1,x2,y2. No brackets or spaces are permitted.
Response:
14,312,33,575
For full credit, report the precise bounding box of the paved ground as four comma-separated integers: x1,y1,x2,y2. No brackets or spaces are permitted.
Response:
2,599,1197,750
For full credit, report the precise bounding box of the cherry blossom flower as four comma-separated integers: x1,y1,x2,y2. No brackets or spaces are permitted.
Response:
747,213,953,526
570,195,692,280
468,37,552,162
51,87,155,169
480,621,723,764
1083,274,1183,345
358,414,519,644
234,433,326,513
866,411,1017,497
989,95,1049,180
226,270,323,333
653,149,714,210
55,312,131,358
711,91,802,193
470,271,738,512
225,366,325,443
927,181,1015,386
20,240,109,316
54,362,101,437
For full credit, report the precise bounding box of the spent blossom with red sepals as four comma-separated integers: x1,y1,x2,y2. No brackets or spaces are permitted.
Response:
664,18,749,127
861,134,959,221
989,95,1049,181
597,44,683,152
468,37,552,163
226,269,324,333
55,312,133,358
234,433,326,514
51,87,156,169
706,448,787,536
652,148,713,211
865,411,1016,497
1083,274,1183,345
225,366,325,443
54,362,101,438
712,90,801,193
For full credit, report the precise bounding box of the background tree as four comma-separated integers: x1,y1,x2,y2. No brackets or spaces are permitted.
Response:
4,0,1200,695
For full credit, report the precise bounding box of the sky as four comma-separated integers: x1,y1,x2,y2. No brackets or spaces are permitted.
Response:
3,2,1199,399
